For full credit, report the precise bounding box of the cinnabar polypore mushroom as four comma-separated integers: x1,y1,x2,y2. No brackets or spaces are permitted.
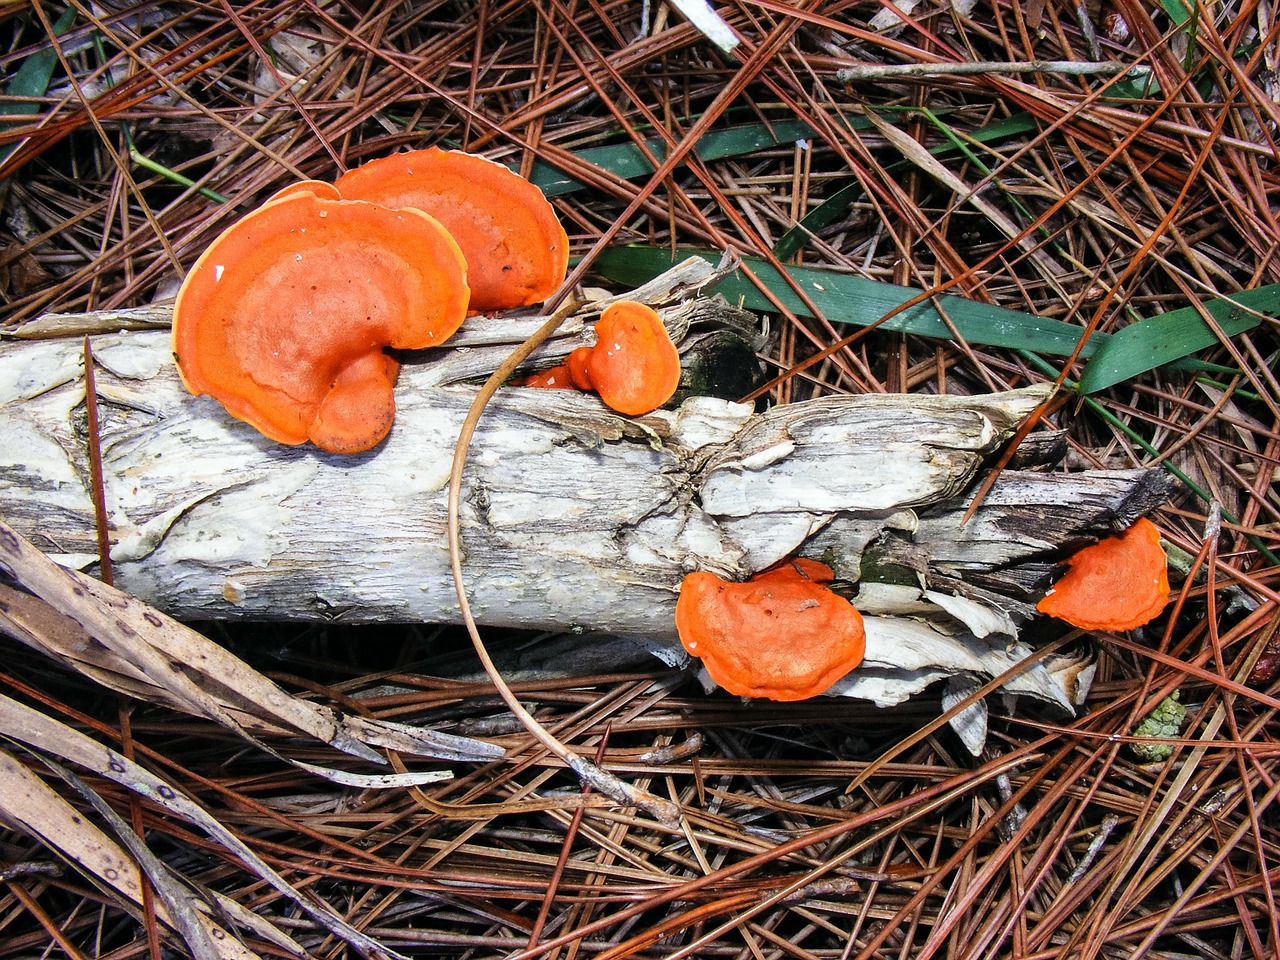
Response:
1036,517,1170,631
172,191,469,454
756,556,837,585
675,559,866,701
515,363,575,389
333,147,568,313
565,344,595,391
572,301,681,416
262,180,342,203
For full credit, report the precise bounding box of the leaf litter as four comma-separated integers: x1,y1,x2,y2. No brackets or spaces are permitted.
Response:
0,1,1278,958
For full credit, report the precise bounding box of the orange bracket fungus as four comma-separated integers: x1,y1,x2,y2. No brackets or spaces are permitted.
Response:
565,300,681,416
334,147,568,313
172,190,469,454
675,559,867,701
514,363,575,389
1036,517,1170,631
261,179,342,204
516,301,681,415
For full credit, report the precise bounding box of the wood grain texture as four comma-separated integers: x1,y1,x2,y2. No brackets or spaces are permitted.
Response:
0,266,1168,711
2,323,1047,632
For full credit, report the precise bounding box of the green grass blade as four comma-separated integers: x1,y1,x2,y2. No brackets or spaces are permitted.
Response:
773,111,1042,260
3,7,75,110
117,122,228,204
528,119,819,197
772,180,864,260
1159,0,1193,26
593,245,1111,358
1077,285,1280,393
0,8,76,169
128,141,230,204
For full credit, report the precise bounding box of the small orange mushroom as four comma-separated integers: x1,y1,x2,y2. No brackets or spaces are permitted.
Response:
565,345,595,391
1036,517,1170,631
675,560,866,701
576,301,681,416
517,302,680,414
334,147,568,313
514,363,576,389
172,191,469,453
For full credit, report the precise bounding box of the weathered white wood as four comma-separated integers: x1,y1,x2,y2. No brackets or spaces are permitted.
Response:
0,267,1164,712
2,325,1045,632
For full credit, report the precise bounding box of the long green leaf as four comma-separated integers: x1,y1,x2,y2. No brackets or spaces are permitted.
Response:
3,8,75,109
772,180,864,260
594,246,1275,391
773,111,1042,260
528,119,819,197
0,8,76,170
593,245,1111,358
1159,0,1193,26
1077,285,1280,393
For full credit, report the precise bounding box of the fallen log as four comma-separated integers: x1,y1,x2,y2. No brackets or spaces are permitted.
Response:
0,260,1169,717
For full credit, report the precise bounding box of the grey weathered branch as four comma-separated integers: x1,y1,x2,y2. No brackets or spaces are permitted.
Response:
0,260,1168,715
834,59,1139,83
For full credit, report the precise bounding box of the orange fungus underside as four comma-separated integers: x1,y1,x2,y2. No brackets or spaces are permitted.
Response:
675,561,866,702
333,147,568,313
1036,517,1170,631
172,192,469,454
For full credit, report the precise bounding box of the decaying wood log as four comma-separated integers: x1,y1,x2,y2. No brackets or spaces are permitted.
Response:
0,260,1169,717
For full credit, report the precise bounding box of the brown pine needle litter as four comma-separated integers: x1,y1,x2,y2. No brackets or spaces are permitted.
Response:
2,1,1279,958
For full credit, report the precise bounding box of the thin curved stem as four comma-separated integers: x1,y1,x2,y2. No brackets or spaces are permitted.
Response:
446,297,682,824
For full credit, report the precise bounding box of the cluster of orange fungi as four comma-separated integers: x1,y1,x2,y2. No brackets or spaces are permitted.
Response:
675,520,1171,703
171,148,1172,702
172,147,568,454
519,300,682,417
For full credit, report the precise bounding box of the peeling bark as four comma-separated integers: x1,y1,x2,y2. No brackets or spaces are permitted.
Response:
0,261,1170,715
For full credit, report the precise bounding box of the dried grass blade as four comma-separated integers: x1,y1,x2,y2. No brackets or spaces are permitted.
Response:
42,755,243,960
860,108,1068,287
0,745,262,960
0,520,492,775
0,582,276,727
342,713,504,764
0,691,401,960
773,110,1041,259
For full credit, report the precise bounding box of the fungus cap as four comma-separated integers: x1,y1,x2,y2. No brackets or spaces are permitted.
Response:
1036,517,1170,631
565,345,595,391
516,363,575,389
172,192,469,453
757,556,837,585
675,561,866,701
263,180,342,204
334,147,568,313
581,301,681,416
